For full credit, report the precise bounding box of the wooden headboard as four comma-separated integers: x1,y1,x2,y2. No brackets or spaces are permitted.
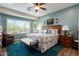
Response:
42,25,61,34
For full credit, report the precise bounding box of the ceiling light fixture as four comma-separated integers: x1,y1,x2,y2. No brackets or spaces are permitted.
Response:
27,3,46,12
35,6,39,10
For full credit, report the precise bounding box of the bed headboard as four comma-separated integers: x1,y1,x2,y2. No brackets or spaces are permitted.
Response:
42,25,61,34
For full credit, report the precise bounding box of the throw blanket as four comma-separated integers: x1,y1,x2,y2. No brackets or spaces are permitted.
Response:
26,33,59,53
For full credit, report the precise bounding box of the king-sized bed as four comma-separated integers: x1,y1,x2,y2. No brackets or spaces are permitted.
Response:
21,25,61,53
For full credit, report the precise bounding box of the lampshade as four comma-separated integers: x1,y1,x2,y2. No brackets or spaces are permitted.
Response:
62,26,69,31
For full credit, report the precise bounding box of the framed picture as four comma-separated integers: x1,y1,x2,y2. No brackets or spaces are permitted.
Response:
55,18,59,23
47,18,54,25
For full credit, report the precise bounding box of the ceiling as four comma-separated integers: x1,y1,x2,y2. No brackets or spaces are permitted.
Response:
0,3,77,17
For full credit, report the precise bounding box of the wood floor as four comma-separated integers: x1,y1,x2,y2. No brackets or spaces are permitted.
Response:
0,48,7,56
58,47,79,56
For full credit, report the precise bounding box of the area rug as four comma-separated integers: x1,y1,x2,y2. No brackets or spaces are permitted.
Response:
7,42,64,56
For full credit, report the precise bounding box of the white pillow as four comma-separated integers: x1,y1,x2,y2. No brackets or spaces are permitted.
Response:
33,30,38,33
39,29,48,34
47,29,51,34
51,29,58,34
39,29,43,33
47,29,58,34
43,30,47,34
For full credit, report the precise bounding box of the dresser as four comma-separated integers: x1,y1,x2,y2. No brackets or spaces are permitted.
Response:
2,33,14,47
59,35,73,48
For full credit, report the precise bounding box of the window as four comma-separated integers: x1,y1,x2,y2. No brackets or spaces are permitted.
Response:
25,21,30,33
32,21,41,32
15,20,25,34
32,21,38,30
0,16,1,25
0,16,2,33
7,18,30,34
7,18,15,34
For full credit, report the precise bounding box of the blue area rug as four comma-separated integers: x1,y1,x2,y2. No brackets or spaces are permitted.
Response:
7,42,64,56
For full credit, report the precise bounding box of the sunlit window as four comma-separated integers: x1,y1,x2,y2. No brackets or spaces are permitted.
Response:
32,21,40,33
7,19,15,34
0,16,2,33
15,20,25,34
7,18,30,34
25,21,30,33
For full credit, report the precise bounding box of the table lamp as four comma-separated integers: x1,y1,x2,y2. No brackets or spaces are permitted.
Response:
62,25,69,36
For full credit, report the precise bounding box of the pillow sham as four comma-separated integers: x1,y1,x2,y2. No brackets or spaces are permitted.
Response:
47,29,58,34
39,29,43,33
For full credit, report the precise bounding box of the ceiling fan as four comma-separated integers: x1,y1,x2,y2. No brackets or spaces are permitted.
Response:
27,3,47,12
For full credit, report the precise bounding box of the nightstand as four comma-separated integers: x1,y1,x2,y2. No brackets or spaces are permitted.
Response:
2,34,14,47
58,35,73,48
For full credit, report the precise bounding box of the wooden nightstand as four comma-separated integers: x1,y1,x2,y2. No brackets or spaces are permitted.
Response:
2,34,14,47
58,35,73,48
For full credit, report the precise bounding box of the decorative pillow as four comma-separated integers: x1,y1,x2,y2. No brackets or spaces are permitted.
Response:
47,29,58,34
47,29,51,34
43,29,47,34
39,29,43,33
38,29,48,34
38,29,58,34
51,29,58,34
33,30,38,33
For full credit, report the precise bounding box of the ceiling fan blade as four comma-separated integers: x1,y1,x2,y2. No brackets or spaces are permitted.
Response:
40,7,47,10
27,7,32,10
36,3,39,5
33,3,39,6
39,3,45,6
33,3,45,6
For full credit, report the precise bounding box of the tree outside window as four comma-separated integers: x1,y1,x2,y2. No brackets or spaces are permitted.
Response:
7,18,30,34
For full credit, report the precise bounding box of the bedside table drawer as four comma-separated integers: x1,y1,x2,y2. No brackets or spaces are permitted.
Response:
59,39,64,41
59,35,73,48
65,44,71,47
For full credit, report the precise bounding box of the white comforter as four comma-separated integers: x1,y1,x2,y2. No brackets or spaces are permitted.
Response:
26,33,59,53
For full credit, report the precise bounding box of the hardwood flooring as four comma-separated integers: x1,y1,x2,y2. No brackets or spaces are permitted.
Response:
0,48,7,56
0,43,79,56
58,47,79,56
1,47,79,56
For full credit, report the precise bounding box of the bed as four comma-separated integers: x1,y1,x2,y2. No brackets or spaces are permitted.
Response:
21,25,61,53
